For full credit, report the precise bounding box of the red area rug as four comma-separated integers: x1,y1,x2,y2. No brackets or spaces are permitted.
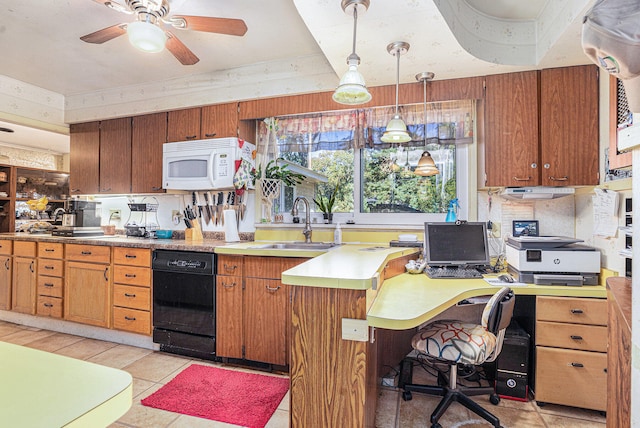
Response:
141,364,289,428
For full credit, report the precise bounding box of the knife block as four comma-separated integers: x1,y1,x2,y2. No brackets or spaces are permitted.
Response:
185,220,203,242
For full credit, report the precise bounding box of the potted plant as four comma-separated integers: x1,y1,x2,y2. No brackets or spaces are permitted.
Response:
314,184,338,223
252,159,306,222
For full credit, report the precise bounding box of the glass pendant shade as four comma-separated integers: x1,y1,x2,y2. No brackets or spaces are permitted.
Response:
127,21,167,53
333,58,372,105
381,114,411,143
415,151,439,176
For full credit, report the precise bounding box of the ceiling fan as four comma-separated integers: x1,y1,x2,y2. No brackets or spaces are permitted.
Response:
80,0,248,65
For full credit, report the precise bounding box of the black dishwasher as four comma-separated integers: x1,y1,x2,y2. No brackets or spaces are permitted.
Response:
152,249,217,360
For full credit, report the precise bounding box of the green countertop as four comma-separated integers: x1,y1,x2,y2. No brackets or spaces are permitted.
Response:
0,341,132,427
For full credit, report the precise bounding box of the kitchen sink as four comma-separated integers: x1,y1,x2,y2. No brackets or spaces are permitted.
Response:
250,242,338,250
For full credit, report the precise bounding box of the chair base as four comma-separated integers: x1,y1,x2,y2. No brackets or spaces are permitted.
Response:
401,359,502,428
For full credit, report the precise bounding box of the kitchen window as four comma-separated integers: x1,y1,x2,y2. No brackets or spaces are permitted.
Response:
256,100,474,225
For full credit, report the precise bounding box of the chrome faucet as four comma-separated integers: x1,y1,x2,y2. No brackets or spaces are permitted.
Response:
292,196,312,243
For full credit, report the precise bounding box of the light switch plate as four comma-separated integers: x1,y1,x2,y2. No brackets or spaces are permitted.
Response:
342,318,369,342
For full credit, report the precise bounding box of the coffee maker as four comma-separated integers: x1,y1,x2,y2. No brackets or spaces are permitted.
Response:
52,200,104,237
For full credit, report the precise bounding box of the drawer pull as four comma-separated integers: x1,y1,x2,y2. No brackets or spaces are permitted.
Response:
5,259,9,270
44,265,55,270
570,335,583,340
81,251,92,255
124,316,137,321
45,248,55,252
125,254,137,259
549,176,569,181
43,283,54,287
223,264,237,272
570,308,584,314
222,282,236,288
43,303,54,308
124,293,137,298
265,285,281,292
570,362,584,368
125,273,136,278
513,176,531,181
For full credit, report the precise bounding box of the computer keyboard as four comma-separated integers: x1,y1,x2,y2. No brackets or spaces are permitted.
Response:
426,267,484,279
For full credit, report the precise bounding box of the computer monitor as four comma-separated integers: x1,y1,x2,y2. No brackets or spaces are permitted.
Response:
424,221,490,267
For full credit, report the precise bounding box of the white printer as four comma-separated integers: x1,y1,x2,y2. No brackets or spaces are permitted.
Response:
506,236,601,286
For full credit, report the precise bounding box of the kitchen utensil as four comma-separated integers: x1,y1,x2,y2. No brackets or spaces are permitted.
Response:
155,229,173,239
207,191,216,225
193,192,203,219
202,192,212,225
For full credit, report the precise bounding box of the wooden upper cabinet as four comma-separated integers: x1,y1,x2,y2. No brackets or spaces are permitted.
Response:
132,113,167,193
201,102,238,139
69,121,100,195
167,107,201,142
99,117,132,194
485,71,540,187
540,65,599,186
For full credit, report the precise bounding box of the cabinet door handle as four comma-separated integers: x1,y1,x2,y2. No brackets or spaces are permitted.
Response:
124,316,137,321
125,254,137,259
101,187,112,192
185,135,197,140
151,186,163,191
4,259,9,270
44,265,55,270
45,248,55,252
223,264,237,272
29,261,34,273
570,362,584,368
125,273,136,278
104,267,109,281
124,293,136,298
570,335,583,340
43,303,53,308
222,281,236,288
71,188,82,193
570,308,584,314
204,133,217,138
513,176,531,181
265,285,281,292
44,283,54,287
549,176,568,181
81,251,92,255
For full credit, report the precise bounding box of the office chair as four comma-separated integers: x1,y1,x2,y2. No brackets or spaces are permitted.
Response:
402,286,515,428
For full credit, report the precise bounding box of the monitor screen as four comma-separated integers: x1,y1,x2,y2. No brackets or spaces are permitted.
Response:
424,222,490,267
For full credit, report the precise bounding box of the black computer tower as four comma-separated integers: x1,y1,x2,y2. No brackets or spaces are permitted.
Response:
495,320,530,401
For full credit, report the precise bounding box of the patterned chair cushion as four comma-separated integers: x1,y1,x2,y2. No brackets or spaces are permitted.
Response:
411,320,497,365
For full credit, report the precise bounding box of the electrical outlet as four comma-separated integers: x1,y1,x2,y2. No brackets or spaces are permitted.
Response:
171,210,182,225
492,222,501,237
109,209,121,220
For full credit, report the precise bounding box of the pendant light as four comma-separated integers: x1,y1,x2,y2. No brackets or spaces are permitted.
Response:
381,41,411,143
332,0,372,105
414,71,439,176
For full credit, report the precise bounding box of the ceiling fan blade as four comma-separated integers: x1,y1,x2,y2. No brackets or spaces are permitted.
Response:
165,32,200,65
80,23,127,44
170,16,247,36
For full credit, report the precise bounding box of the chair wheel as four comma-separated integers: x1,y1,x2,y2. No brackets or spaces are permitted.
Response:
489,393,500,405
402,390,412,401
536,401,546,407
431,423,442,428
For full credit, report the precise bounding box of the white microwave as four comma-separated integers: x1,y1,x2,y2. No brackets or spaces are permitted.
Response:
162,137,255,190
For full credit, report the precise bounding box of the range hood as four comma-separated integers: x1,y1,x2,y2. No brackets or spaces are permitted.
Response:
501,187,575,200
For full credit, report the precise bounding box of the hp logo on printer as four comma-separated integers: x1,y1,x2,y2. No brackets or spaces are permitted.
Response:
553,259,561,264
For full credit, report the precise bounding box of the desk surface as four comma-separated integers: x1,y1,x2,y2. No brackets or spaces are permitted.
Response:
0,342,132,427
368,273,607,330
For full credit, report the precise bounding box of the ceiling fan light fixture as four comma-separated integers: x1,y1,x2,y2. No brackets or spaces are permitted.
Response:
333,0,372,105
127,20,167,53
381,41,411,143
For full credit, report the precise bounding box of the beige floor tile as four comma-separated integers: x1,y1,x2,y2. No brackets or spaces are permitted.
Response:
23,332,85,352
539,413,606,427
264,409,289,428
168,414,241,427
0,327,56,345
87,343,152,369
376,388,399,428
124,351,193,383
533,402,606,423
118,402,181,428
131,378,159,401
277,390,290,411
54,337,119,360
0,321,29,337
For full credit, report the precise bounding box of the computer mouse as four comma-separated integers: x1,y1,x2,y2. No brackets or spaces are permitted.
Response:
498,274,515,283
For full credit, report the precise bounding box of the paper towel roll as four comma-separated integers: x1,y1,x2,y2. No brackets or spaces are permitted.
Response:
223,209,240,242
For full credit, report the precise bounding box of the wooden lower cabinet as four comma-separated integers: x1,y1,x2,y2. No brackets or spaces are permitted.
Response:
112,247,152,335
65,261,111,328
0,255,11,310
216,273,243,359
11,256,36,314
244,278,288,365
535,296,607,411
37,242,64,318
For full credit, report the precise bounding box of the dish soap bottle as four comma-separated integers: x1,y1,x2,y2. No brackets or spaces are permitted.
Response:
334,222,342,245
445,199,459,222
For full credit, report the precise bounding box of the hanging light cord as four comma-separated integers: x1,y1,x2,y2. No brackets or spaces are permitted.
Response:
351,6,359,57
423,77,427,143
394,47,400,114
